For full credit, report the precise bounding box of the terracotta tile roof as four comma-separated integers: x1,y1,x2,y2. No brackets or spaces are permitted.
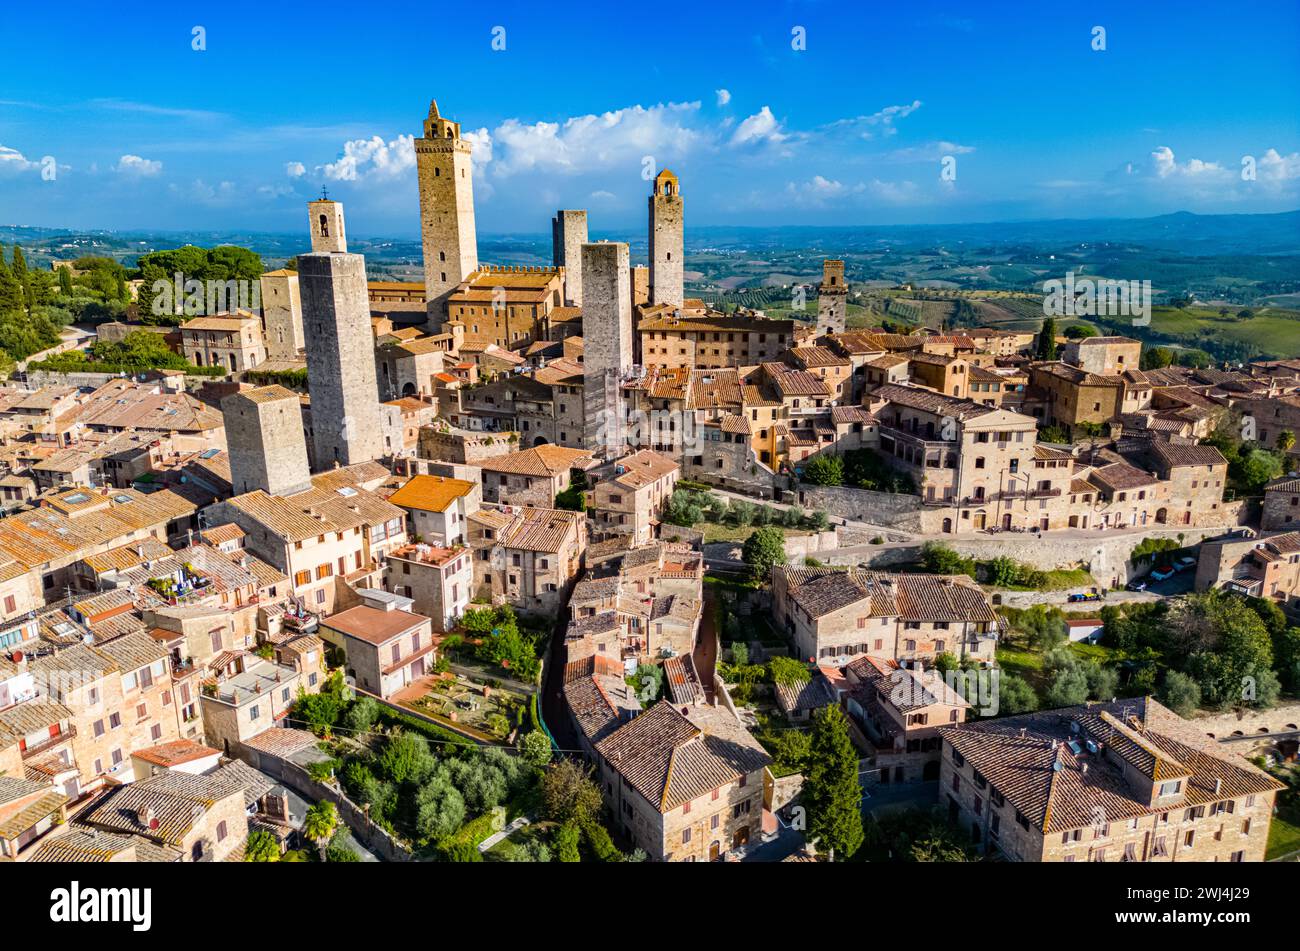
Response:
778,567,996,624
594,700,772,812
0,488,197,570
387,474,477,513
0,777,68,840
478,444,594,478
609,450,679,488
872,383,996,421
563,658,641,745
1149,441,1226,469
761,363,829,398
500,507,582,554
939,698,1284,834
25,828,180,863
1093,462,1159,492
132,739,220,768
323,605,429,646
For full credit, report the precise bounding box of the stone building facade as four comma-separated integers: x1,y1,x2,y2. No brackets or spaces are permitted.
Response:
299,201,385,467
582,242,633,458
648,170,684,309
815,259,847,336
551,209,588,307
939,698,1282,862
221,385,312,498
416,100,479,326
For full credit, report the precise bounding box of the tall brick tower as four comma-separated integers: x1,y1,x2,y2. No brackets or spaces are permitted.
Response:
222,385,312,497
648,169,684,309
551,210,588,307
416,99,479,329
816,259,847,336
299,200,384,468
582,242,632,458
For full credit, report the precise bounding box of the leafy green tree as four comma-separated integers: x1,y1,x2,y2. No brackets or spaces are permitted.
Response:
244,829,280,862
1044,664,1090,708
1159,670,1202,717
554,821,581,862
1177,591,1274,707
742,525,787,584
1063,324,1098,339
730,641,749,666
415,770,466,841
1036,317,1057,360
303,801,338,860
802,454,844,486
554,483,586,512
376,730,437,785
540,759,602,825
326,829,360,862
804,509,831,532
1015,604,1067,651
344,696,380,734
521,729,553,768
803,705,864,860
1278,431,1296,454
1176,348,1213,369
919,542,975,577
629,662,664,703
1141,346,1174,370
56,266,73,296
996,672,1039,714
768,655,811,687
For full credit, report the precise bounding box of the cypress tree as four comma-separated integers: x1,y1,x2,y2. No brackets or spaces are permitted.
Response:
57,266,74,296
803,704,864,859
1037,316,1057,361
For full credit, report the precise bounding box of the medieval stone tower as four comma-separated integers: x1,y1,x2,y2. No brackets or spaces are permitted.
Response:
416,99,479,328
222,385,313,497
816,259,847,336
551,210,588,307
582,242,632,458
260,269,303,360
298,200,385,467
309,198,347,253
648,169,684,309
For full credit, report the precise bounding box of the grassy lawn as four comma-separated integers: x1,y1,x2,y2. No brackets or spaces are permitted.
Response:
1042,568,1096,591
1266,814,1300,860
701,522,810,545
996,640,1122,692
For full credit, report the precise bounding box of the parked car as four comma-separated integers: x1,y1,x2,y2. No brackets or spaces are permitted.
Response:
1067,591,1102,603
1126,578,1149,592
1150,566,1175,581
1174,556,1196,572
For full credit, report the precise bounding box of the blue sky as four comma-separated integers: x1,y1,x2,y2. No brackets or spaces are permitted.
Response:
1,0,1297,236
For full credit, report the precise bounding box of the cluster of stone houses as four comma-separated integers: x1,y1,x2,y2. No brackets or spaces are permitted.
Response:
2,95,1293,866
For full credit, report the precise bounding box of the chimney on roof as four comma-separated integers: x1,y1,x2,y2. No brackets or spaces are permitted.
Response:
1214,778,1222,795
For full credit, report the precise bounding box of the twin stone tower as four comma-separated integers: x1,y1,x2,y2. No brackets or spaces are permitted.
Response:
225,98,687,501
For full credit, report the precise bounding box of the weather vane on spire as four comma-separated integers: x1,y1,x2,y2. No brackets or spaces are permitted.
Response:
320,185,329,201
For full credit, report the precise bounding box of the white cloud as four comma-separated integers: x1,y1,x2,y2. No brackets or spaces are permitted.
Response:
715,88,731,107
488,102,703,176
318,134,416,182
731,106,786,146
285,161,306,178
1257,148,1300,182
115,154,162,176
826,100,923,139
169,179,238,205
886,141,976,162
1150,146,1225,180
0,145,40,174
461,127,493,166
